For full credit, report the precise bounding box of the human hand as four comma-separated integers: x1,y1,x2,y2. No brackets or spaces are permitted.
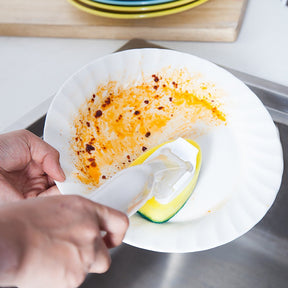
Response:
0,195,129,288
0,129,65,203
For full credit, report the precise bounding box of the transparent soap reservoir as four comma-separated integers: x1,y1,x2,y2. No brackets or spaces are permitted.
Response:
90,138,198,216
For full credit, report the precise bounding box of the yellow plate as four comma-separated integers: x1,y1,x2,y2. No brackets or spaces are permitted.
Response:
78,0,198,12
67,0,209,19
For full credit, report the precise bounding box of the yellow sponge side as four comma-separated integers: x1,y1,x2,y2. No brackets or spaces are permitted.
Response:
131,139,202,223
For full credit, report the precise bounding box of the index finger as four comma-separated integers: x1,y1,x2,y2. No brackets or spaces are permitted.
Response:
94,203,129,249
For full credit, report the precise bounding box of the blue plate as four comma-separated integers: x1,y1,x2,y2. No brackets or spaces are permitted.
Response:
90,0,176,6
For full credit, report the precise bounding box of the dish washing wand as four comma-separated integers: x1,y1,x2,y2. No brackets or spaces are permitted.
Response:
89,138,202,223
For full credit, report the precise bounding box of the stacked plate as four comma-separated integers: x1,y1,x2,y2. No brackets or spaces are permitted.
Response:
67,0,209,19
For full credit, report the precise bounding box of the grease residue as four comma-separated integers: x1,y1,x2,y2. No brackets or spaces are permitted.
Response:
71,68,226,187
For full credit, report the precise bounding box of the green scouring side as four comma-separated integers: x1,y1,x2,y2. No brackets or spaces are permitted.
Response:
137,194,194,223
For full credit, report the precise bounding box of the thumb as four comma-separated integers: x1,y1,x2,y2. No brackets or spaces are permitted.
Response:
26,131,66,182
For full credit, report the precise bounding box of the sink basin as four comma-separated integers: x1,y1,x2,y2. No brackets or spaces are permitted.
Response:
26,40,288,288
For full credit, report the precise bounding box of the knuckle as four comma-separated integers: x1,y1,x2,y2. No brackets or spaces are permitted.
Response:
57,195,90,216
69,270,87,288
73,194,86,204
82,225,99,243
114,212,129,234
97,203,110,216
69,195,89,209
121,213,129,231
102,255,112,272
97,254,112,274
89,238,112,273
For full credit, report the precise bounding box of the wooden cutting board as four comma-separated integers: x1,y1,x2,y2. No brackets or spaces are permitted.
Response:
0,0,248,42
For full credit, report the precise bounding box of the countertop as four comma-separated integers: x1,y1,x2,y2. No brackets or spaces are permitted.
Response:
0,0,288,132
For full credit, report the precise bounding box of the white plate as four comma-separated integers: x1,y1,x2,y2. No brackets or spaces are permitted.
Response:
44,49,283,253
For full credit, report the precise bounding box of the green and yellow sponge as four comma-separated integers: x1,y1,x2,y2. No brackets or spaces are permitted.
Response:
131,139,202,223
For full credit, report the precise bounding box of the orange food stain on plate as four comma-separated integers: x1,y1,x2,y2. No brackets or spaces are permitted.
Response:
71,69,226,187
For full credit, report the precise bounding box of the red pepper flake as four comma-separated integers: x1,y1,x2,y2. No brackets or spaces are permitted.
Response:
102,175,106,179
158,106,164,110
86,121,90,127
96,126,100,134
92,94,96,98
95,110,103,118
102,97,111,108
134,110,140,115
144,100,149,104
88,107,91,112
116,114,123,122
91,98,94,103
75,137,79,142
90,162,97,167
127,155,131,160
77,151,80,155
169,97,173,102
142,146,147,152
172,81,178,88
153,85,158,90
88,158,95,162
85,144,95,154
163,84,166,88
145,132,151,138
152,74,159,82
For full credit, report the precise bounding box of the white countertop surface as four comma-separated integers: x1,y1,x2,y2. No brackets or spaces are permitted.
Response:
0,0,288,132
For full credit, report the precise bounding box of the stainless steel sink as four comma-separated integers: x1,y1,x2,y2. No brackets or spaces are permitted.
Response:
26,40,288,288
